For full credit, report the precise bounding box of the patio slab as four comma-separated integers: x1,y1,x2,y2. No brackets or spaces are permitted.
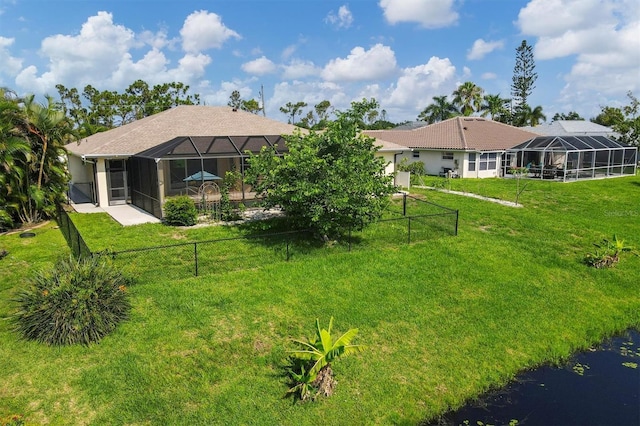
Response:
71,202,161,226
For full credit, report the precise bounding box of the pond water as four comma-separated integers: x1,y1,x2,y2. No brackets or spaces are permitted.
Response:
429,329,639,426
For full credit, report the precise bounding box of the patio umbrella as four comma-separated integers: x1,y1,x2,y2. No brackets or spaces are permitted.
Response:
183,171,222,182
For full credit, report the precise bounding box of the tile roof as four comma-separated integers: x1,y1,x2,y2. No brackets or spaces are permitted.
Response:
66,105,303,158
364,116,538,151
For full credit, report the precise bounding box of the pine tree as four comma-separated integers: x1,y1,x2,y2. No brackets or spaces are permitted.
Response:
511,40,538,123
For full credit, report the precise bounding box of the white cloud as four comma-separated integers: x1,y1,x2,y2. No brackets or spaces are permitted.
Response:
0,37,23,77
12,11,214,94
281,59,320,80
326,5,354,29
322,44,397,82
241,56,277,75
516,0,640,102
481,72,498,80
379,0,458,28
385,56,456,108
180,10,240,53
467,39,504,60
15,12,137,90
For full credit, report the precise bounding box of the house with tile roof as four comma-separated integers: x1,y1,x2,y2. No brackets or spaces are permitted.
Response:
364,117,538,178
66,105,407,219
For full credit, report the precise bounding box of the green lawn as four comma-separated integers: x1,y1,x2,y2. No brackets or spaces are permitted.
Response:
1,175,639,425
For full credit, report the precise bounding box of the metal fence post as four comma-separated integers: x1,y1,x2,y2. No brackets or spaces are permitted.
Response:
407,217,411,244
403,192,407,216
455,210,459,236
348,226,352,252
286,240,290,261
194,242,198,277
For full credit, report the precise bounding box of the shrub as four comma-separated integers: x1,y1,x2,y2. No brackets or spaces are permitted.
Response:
398,158,426,176
163,196,197,226
13,255,131,345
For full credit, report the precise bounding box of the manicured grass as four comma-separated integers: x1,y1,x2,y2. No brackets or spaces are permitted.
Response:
1,175,639,424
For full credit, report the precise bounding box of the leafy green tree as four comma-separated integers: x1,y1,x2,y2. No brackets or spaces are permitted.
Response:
279,101,308,124
591,106,625,128
480,94,511,121
314,100,333,127
453,82,484,116
418,95,458,123
552,111,583,121
511,40,538,123
612,91,640,146
241,98,262,114
246,98,396,239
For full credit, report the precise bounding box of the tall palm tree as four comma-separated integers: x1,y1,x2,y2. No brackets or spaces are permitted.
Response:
417,95,458,124
452,82,484,116
480,94,511,121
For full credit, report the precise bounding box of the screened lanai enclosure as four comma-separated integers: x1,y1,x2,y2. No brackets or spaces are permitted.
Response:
129,135,288,218
503,135,637,182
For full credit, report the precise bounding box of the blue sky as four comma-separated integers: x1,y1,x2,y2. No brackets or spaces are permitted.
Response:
1,0,638,123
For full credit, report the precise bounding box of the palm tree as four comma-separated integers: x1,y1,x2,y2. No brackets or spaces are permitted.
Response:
417,95,458,124
0,89,30,229
480,94,511,121
514,104,546,127
452,82,484,116
15,94,76,223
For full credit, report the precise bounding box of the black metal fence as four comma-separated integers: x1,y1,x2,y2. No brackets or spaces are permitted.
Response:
58,195,459,279
56,203,92,258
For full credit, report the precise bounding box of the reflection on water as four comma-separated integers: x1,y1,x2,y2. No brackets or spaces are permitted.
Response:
429,329,639,426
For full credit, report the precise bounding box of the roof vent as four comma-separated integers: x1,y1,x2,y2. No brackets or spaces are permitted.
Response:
463,126,468,130
232,107,238,112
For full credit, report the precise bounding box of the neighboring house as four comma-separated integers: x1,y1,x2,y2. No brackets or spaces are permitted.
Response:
66,105,403,219
365,117,538,178
524,120,618,138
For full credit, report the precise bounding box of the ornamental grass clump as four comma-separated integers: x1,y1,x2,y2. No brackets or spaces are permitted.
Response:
13,255,131,345
286,317,365,401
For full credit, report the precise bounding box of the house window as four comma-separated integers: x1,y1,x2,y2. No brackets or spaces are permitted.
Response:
479,152,497,171
412,151,420,158
442,151,454,160
468,153,476,172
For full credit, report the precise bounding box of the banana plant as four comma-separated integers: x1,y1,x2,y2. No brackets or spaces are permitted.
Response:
287,317,365,400
289,317,365,377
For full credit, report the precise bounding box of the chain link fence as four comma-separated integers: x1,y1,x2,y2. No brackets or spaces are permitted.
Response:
59,195,458,279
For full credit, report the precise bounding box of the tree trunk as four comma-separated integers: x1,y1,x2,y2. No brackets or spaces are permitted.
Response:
312,364,336,397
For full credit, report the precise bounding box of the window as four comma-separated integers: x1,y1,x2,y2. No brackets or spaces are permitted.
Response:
479,153,497,171
468,153,476,171
442,151,454,160
412,151,420,158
